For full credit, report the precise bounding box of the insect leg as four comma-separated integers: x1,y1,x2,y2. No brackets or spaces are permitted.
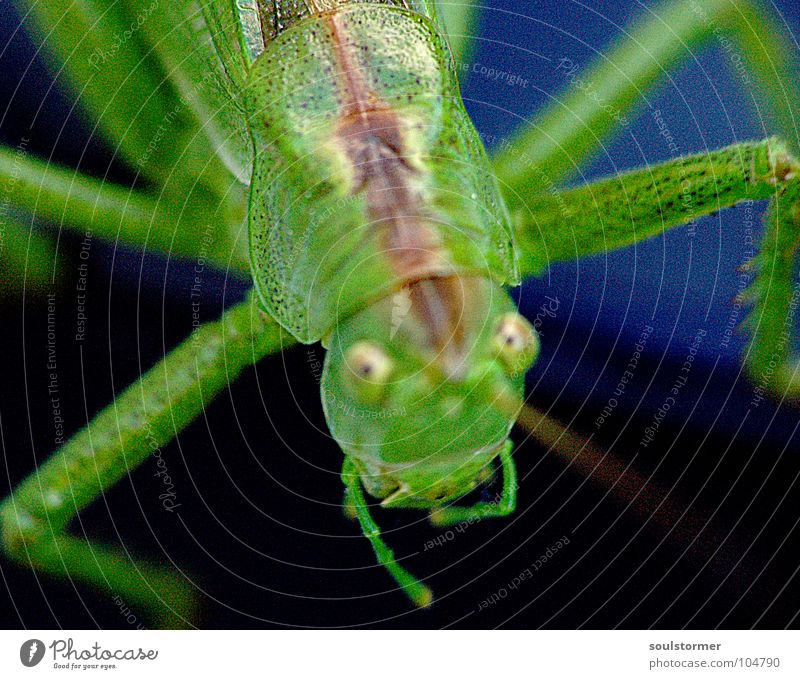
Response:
17,0,213,188
340,458,433,608
0,291,289,626
0,214,57,295
439,2,481,65
513,140,786,273
514,138,800,397
341,485,359,521
429,440,517,526
492,0,800,192
0,147,159,239
0,147,245,269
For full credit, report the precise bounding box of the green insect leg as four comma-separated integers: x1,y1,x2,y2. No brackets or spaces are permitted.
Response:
0,214,56,295
429,441,517,526
746,181,800,397
438,2,481,65
515,140,786,272
0,291,290,627
340,458,433,608
0,146,245,270
492,0,800,192
516,139,800,397
18,0,205,188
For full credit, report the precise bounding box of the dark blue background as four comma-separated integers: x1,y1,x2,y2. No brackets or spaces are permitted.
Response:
1,0,799,629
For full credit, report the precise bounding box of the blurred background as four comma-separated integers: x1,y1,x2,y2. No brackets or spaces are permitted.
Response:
1,0,799,629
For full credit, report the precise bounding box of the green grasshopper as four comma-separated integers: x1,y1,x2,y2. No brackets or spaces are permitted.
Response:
1,0,799,625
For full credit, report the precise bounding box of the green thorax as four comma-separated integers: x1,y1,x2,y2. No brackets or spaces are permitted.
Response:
243,3,518,342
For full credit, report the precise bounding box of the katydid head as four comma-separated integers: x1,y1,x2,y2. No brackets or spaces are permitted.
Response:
321,277,539,503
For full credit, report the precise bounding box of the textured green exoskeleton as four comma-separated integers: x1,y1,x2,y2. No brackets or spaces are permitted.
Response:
2,0,800,623
245,5,516,342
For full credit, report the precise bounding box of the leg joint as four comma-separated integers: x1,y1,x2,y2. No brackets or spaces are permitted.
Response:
0,502,43,561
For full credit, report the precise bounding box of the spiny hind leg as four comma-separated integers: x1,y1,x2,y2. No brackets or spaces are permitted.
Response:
340,458,433,608
513,139,800,397
0,292,289,627
429,441,517,526
492,0,800,191
488,0,800,396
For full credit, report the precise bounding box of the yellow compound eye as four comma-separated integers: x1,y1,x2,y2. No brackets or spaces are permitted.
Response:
343,341,394,403
492,313,539,375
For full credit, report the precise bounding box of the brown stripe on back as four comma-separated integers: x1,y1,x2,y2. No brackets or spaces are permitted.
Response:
324,10,471,378
326,12,442,279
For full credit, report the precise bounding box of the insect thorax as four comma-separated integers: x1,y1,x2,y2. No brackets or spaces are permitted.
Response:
244,4,518,342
